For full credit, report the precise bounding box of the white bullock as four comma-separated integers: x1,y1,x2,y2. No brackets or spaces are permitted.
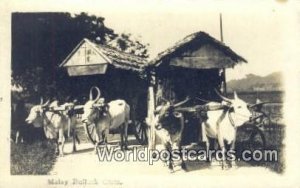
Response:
81,87,130,152
25,99,79,156
202,91,252,169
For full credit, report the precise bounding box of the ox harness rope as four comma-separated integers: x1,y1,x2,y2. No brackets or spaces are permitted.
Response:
41,110,72,139
228,108,236,129
41,112,57,137
84,105,112,134
203,107,236,129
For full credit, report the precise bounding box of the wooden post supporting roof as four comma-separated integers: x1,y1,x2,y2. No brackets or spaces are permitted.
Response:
146,71,156,150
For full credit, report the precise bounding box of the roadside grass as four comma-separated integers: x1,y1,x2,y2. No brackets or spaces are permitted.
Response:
11,141,57,175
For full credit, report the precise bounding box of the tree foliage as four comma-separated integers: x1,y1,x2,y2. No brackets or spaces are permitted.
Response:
11,12,149,102
107,33,149,58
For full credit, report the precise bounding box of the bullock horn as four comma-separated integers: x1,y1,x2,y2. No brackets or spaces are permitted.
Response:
248,102,267,109
74,105,84,110
41,100,50,107
93,103,102,107
160,97,168,103
51,106,65,111
173,97,190,108
40,97,43,105
89,86,101,101
89,88,93,100
214,89,232,103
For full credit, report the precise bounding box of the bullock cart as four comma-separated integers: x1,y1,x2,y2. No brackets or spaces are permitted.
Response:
174,102,267,152
240,101,283,151
83,118,148,145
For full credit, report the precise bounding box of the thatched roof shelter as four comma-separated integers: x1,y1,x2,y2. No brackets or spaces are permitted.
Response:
149,31,247,69
145,32,248,146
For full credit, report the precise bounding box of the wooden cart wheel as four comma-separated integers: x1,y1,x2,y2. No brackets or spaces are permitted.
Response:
247,126,266,151
132,121,148,145
85,123,97,145
251,109,271,127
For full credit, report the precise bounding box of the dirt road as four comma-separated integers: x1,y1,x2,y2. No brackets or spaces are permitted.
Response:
50,138,276,176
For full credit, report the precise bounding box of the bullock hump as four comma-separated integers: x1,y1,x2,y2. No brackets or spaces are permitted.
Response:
109,99,125,107
107,99,129,129
108,100,128,117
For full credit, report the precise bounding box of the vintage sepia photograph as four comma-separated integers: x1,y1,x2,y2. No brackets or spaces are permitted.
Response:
1,1,300,187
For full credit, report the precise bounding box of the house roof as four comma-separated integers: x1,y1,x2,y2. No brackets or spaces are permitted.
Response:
60,31,247,74
59,38,148,72
149,31,247,68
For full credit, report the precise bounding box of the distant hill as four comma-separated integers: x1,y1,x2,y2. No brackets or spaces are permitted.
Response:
227,72,283,92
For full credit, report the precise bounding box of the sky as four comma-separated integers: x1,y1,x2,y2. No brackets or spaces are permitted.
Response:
4,0,298,82
79,3,290,81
